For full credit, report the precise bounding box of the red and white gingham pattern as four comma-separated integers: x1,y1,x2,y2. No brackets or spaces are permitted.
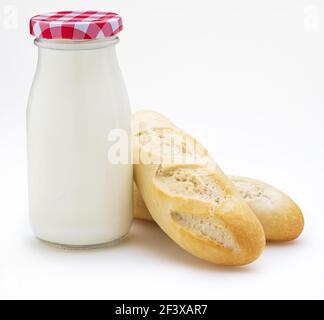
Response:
30,11,123,40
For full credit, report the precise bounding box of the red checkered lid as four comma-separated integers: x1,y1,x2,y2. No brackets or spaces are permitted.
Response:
30,11,123,40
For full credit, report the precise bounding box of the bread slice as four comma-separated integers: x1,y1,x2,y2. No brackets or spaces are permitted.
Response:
133,111,265,266
134,175,304,242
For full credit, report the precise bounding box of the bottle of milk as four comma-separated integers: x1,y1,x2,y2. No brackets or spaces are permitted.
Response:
27,11,133,248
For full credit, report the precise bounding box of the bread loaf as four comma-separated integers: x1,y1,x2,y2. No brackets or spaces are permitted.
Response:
134,176,304,241
231,176,304,241
133,111,265,266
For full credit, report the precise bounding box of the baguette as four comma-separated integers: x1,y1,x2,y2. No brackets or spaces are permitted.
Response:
133,111,265,266
230,176,304,241
134,176,304,241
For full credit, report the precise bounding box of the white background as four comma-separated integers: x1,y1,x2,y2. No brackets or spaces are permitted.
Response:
0,0,323,300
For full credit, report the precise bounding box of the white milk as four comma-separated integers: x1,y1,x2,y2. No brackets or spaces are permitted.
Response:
27,38,133,247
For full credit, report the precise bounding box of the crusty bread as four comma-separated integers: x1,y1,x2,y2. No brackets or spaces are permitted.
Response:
134,176,304,241
231,176,304,241
133,111,265,266
133,183,152,221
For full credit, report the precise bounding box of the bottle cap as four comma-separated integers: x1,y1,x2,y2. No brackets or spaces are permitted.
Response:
30,11,123,40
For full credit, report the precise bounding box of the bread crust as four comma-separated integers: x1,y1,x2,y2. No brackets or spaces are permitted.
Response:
134,175,304,242
133,111,265,266
231,176,304,241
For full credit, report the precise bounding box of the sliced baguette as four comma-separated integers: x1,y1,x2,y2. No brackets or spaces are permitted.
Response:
133,111,265,266
134,176,304,241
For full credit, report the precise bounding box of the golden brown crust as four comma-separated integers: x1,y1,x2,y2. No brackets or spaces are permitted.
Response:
230,176,304,241
133,111,265,266
133,176,304,242
133,183,152,221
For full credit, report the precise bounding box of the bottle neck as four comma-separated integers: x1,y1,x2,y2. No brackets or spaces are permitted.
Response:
35,37,120,74
35,37,119,50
